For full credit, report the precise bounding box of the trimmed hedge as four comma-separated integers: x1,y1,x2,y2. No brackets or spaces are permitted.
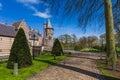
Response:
52,39,64,56
7,28,32,69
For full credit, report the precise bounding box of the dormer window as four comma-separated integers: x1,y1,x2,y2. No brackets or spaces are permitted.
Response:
14,26,18,31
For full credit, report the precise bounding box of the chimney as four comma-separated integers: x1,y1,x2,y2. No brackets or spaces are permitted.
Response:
14,26,18,31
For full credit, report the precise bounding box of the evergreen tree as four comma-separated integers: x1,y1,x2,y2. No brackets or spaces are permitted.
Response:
52,39,64,56
7,28,32,69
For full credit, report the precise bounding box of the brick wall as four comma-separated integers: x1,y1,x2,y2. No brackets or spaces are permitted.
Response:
0,36,14,54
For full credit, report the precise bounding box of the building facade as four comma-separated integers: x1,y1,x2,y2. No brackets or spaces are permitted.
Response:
0,20,42,55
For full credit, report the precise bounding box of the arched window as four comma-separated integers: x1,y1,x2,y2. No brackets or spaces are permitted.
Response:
49,36,52,40
0,38,2,40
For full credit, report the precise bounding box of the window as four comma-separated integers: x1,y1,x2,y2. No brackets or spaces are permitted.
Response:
10,38,12,41
0,38,2,40
0,49,2,52
49,36,52,40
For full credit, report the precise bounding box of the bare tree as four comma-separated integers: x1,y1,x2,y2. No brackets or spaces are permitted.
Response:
71,34,77,46
100,33,106,50
79,36,88,48
87,36,98,48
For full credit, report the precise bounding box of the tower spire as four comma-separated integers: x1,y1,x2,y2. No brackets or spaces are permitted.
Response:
47,19,52,28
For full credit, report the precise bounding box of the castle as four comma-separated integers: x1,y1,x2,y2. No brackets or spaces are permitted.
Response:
43,19,54,48
0,19,54,56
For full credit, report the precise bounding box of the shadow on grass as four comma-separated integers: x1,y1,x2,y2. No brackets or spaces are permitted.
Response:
34,58,120,80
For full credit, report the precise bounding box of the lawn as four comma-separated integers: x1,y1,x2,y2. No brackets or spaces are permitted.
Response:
81,48,101,52
0,52,69,80
97,59,120,80
116,47,120,54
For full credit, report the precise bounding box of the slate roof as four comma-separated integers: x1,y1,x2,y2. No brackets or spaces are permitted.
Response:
12,21,22,28
0,24,17,37
29,29,41,40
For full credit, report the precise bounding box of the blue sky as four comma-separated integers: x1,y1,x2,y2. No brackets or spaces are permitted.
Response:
0,0,105,39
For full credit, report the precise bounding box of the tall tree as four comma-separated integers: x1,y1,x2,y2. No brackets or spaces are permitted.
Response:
72,34,77,46
87,36,98,48
79,36,88,48
104,0,117,70
100,33,106,50
115,32,120,47
58,35,65,43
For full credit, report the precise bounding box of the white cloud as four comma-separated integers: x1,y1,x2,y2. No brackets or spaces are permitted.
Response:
24,4,37,12
0,3,2,10
26,4,51,18
17,0,39,4
16,0,51,19
33,10,51,18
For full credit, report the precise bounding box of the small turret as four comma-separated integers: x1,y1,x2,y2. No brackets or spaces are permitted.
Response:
44,23,47,29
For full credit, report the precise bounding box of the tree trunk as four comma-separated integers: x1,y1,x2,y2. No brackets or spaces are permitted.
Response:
104,0,117,70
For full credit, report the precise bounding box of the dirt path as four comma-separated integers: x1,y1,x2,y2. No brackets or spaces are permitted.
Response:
26,52,105,80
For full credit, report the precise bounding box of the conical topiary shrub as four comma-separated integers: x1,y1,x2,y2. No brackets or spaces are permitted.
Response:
7,28,32,69
52,39,64,56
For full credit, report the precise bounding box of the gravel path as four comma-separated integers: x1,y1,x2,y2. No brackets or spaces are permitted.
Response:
26,52,105,80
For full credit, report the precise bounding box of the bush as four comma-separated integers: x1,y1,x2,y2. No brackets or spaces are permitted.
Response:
7,28,32,69
74,46,82,51
52,39,64,56
104,45,107,51
93,45,101,50
81,48,100,52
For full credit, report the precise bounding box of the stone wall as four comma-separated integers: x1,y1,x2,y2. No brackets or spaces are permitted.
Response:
0,36,14,54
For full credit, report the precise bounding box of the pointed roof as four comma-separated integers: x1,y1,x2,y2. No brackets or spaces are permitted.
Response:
12,21,22,27
47,19,52,28
12,20,25,28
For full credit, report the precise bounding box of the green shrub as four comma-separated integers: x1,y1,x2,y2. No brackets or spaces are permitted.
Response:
74,46,82,51
52,39,64,56
116,47,120,52
7,28,32,69
104,45,107,51
93,45,101,50
81,48,100,52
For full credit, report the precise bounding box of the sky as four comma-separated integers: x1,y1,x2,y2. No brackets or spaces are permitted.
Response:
0,0,106,39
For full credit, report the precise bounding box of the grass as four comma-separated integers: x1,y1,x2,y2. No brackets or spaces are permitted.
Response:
81,48,101,52
0,52,69,80
97,60,118,80
97,61,112,76
116,47,120,54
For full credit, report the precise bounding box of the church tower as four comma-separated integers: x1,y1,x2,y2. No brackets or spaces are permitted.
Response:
43,19,54,47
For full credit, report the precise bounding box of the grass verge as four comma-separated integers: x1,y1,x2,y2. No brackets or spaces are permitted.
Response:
0,52,69,80
97,61,112,76
97,60,118,80
81,48,101,52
